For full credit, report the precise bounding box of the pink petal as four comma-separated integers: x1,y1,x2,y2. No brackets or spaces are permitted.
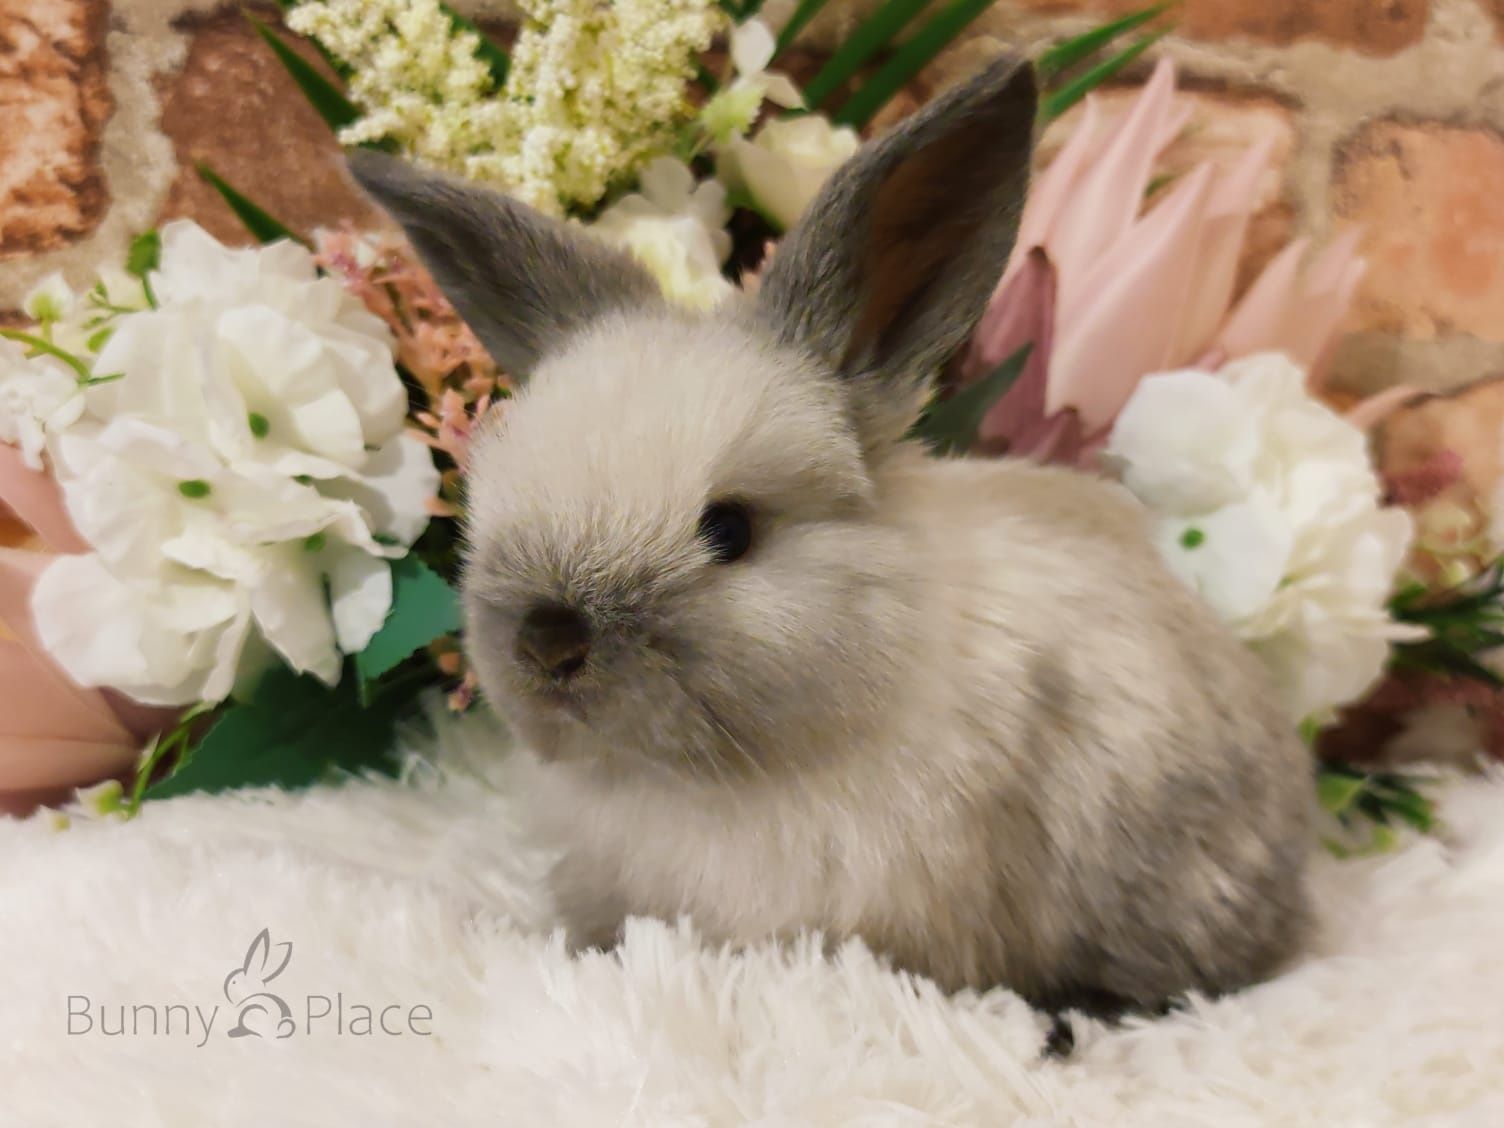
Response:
1213,237,1308,360
1006,409,1086,465
963,250,1057,449
1048,163,1215,432
1167,137,1275,363
0,444,87,554
1047,58,1181,297
1014,96,1109,257
1344,384,1421,431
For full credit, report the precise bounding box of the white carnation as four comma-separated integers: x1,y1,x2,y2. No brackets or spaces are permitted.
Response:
25,222,439,706
1104,352,1419,723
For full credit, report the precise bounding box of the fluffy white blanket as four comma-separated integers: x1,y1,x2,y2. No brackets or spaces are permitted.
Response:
2,710,1501,1127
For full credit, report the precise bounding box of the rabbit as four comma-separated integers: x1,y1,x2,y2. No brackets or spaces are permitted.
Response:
348,52,1312,1014
224,928,296,1039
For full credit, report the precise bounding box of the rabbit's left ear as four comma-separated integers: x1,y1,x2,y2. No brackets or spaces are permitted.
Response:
348,151,663,382
755,55,1038,451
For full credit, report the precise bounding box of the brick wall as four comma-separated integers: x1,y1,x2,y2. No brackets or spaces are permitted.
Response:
4,0,1504,397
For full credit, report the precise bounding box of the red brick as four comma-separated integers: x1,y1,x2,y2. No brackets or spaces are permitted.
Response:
1334,120,1504,342
0,0,111,256
155,8,381,244
1008,0,1427,56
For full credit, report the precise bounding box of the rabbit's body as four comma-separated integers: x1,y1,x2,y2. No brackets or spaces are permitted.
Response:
352,52,1312,1009
522,434,1309,1002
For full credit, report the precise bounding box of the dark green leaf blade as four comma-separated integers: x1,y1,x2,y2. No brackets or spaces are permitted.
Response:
910,344,1031,456
356,555,465,684
1038,29,1167,123
776,0,837,55
1036,2,1171,80
267,0,354,79
145,666,406,801
247,12,361,132
832,0,998,129
803,0,932,110
195,163,307,246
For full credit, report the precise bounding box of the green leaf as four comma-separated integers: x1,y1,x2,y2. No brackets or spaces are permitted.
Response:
910,344,1031,456
268,0,354,79
439,2,510,87
1316,768,1367,817
776,0,837,55
125,230,160,278
145,665,408,801
1036,3,1171,80
832,0,998,129
195,163,307,247
248,13,360,132
1038,29,1167,123
355,554,465,684
803,0,932,109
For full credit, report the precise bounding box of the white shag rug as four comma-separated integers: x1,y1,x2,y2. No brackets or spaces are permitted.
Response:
2,710,1502,1127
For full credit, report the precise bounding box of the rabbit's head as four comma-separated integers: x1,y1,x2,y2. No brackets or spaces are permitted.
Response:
223,928,292,1003
352,57,1037,778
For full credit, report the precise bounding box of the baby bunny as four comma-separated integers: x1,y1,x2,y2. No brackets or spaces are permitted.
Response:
350,53,1311,1012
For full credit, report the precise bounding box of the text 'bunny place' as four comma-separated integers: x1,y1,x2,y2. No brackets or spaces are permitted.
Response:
65,928,434,1046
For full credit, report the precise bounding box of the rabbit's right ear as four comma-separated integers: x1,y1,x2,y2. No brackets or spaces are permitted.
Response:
755,55,1038,452
349,151,663,381
243,928,271,973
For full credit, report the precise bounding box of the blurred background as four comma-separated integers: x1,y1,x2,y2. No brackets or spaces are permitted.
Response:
4,0,1504,402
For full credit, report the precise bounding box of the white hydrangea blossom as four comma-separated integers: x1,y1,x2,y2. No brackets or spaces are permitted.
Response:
15,222,439,707
1103,352,1420,723
291,0,725,216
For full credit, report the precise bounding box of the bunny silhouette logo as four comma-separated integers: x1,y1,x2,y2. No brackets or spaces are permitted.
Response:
223,928,296,1039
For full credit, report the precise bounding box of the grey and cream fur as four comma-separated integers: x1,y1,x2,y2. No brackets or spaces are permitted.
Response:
350,55,1311,1009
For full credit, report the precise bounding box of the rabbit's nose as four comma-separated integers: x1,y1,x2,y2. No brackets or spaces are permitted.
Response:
518,603,592,680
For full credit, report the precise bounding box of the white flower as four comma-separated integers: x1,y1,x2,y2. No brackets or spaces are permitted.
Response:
293,0,725,215
26,222,439,706
589,157,735,310
1104,352,1420,722
23,273,75,325
699,19,803,144
0,339,85,470
718,113,859,231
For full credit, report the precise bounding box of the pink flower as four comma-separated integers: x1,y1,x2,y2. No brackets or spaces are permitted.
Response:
0,444,175,814
963,59,1366,462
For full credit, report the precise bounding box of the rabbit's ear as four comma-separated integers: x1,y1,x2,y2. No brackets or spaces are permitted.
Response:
243,928,271,974
348,151,664,381
264,940,293,982
755,55,1038,451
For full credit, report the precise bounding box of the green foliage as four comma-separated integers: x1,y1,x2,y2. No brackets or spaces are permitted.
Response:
832,0,997,129
910,344,1031,456
1389,562,1504,688
1036,2,1170,80
1038,27,1168,123
802,0,931,109
125,230,161,278
355,555,465,685
1318,761,1437,857
195,163,306,247
775,0,836,55
143,665,410,802
247,13,361,133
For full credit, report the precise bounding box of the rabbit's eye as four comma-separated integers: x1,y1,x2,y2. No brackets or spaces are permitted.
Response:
697,500,753,564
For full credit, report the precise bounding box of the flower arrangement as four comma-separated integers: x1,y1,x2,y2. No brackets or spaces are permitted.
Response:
0,3,1485,850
